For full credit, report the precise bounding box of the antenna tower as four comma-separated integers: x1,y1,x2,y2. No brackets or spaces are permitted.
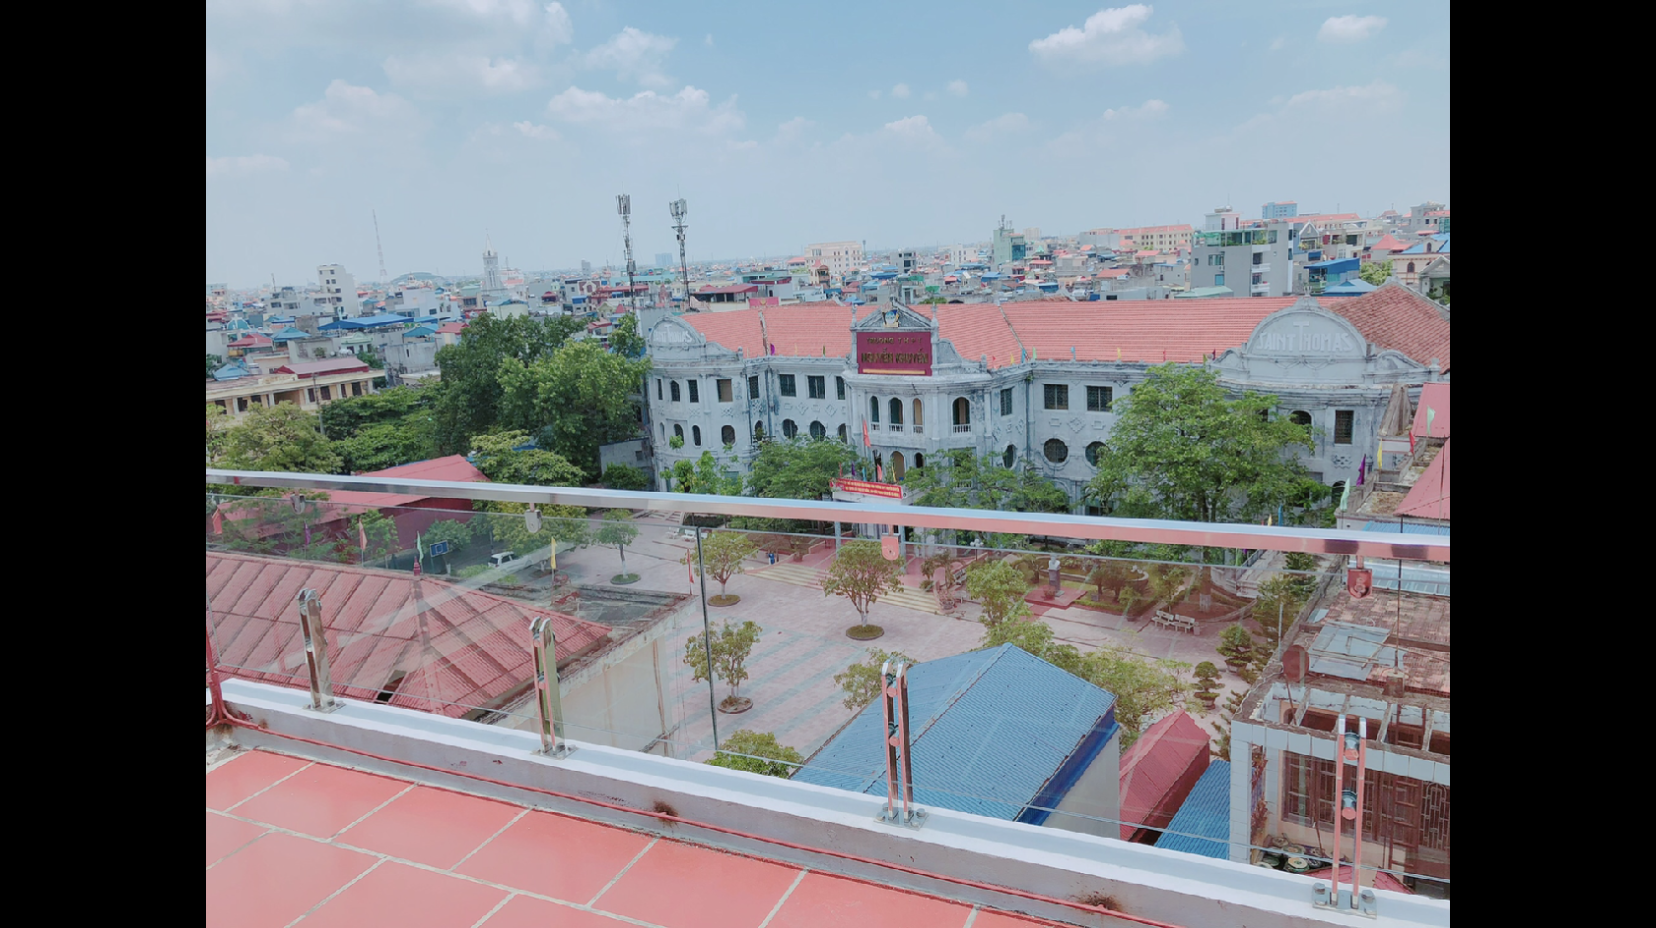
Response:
670,199,689,311
617,194,636,313
372,208,388,281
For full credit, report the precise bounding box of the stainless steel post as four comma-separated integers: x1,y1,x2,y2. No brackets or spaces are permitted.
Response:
296,589,337,713
878,660,925,827
530,615,573,758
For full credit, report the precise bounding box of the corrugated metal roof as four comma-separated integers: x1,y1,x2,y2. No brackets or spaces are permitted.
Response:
1154,760,1232,858
1411,383,1450,439
791,645,1117,821
1118,711,1210,839
1308,623,1400,680
1395,439,1450,520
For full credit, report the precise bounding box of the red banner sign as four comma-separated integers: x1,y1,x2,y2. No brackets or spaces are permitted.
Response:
856,331,931,376
830,478,904,499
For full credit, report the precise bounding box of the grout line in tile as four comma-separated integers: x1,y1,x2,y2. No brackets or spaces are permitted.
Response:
331,782,417,839
756,868,809,928
281,856,387,928
205,811,272,871
962,905,980,928
450,807,531,872
467,891,518,928
585,835,660,907
222,755,315,812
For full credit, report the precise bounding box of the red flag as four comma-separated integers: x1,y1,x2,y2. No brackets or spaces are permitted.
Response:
876,464,884,482
862,421,871,448
412,557,422,577
687,556,695,587
359,519,367,554
211,507,223,535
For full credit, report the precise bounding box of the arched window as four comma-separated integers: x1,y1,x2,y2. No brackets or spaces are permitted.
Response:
692,425,702,446
837,423,847,442
673,424,684,441
1085,441,1105,466
754,422,765,442
889,398,903,426
1406,262,1416,274
952,397,970,429
721,425,736,446
869,396,880,423
1003,444,1016,468
912,399,924,428
1290,410,1312,428
1044,439,1069,464
783,419,799,438
891,452,906,482
670,381,681,402
810,420,826,439
913,452,925,470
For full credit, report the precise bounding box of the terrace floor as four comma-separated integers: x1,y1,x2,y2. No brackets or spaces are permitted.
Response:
207,746,1065,928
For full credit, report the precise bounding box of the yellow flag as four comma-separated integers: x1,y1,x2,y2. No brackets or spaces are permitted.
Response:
549,543,557,570
1116,347,1122,361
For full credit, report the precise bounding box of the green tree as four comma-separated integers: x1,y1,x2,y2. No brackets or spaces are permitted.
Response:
1193,661,1222,697
423,519,474,559
595,510,639,579
1359,259,1393,287
319,386,433,438
979,618,1083,674
821,540,904,630
496,338,652,476
706,730,802,778
469,431,586,485
220,402,341,474
601,463,648,490
684,530,758,599
609,312,646,358
1086,558,1135,604
744,436,862,502
671,451,739,496
356,345,386,370
833,648,918,711
684,619,764,710
965,559,1033,628
356,510,399,564
432,314,584,453
1217,625,1256,669
904,449,1067,544
333,422,438,474
486,503,589,561
206,403,228,463
1087,365,1313,525
206,354,222,378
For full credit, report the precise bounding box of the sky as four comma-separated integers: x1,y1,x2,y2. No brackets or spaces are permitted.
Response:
206,1,1450,288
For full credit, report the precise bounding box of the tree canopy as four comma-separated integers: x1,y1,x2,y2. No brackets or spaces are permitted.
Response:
219,402,342,474
706,730,802,778
684,619,763,705
496,337,652,476
965,559,1032,627
431,314,585,454
1358,259,1393,286
608,312,646,358
834,649,917,711
744,437,861,502
1087,364,1313,525
469,430,585,485
821,540,904,627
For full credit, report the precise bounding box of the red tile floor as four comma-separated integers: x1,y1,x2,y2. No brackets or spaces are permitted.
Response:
207,748,1066,928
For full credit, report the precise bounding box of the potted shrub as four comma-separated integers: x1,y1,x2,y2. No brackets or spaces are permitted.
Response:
1194,661,1222,709
1217,625,1256,674
684,619,763,713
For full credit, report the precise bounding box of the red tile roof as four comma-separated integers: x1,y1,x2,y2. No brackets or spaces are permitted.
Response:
1368,234,1413,254
682,302,872,358
328,455,491,512
436,322,466,335
1395,438,1449,520
229,334,274,348
1410,383,1449,439
205,552,609,717
1322,284,1451,370
272,358,372,377
1118,711,1210,840
1293,213,1360,226
1003,298,1295,366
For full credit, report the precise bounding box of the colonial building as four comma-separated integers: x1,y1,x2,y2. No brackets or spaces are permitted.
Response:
642,284,1449,506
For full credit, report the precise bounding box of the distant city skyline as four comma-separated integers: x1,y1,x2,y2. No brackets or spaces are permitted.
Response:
207,2,1450,288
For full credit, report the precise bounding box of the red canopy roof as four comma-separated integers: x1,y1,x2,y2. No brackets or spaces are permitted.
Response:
1118,711,1210,839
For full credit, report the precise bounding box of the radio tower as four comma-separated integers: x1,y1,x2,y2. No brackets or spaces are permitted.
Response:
617,194,636,313
372,207,388,282
670,199,689,311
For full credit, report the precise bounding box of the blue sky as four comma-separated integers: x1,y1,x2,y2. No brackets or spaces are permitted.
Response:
206,1,1450,287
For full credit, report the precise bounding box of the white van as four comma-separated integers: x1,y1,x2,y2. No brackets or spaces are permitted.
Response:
489,552,524,570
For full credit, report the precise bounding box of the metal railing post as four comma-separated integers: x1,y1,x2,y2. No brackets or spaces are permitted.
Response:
531,615,574,758
878,660,925,827
296,589,337,713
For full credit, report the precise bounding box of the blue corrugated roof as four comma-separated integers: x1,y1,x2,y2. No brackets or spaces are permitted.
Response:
1155,761,1231,858
1360,521,1449,537
792,645,1117,821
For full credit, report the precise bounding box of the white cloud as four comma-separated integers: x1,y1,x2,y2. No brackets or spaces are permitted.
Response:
540,2,572,44
1269,35,1286,52
292,80,423,138
546,85,743,135
1029,5,1183,67
963,112,1030,142
1284,81,1400,109
947,79,969,97
879,114,947,151
1102,98,1168,120
1318,15,1387,43
891,83,911,99
1231,80,1401,138
383,54,539,96
512,120,560,140
705,34,714,47
776,116,813,141
206,154,290,177
868,90,881,99
583,27,677,87
426,0,538,26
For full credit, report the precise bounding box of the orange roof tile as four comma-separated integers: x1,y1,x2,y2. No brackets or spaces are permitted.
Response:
1323,284,1450,370
1003,298,1295,364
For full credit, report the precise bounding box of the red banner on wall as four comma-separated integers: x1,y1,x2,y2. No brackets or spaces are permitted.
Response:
856,331,931,376
830,478,904,499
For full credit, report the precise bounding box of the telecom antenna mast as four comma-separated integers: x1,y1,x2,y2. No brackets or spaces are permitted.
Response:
372,208,388,282
617,194,636,312
670,199,689,310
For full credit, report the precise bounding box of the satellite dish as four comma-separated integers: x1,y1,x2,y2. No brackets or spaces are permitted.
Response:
1283,644,1308,683
524,506,542,534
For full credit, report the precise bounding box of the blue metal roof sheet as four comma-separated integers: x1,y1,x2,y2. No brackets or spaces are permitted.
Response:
791,645,1117,821
1155,761,1232,858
